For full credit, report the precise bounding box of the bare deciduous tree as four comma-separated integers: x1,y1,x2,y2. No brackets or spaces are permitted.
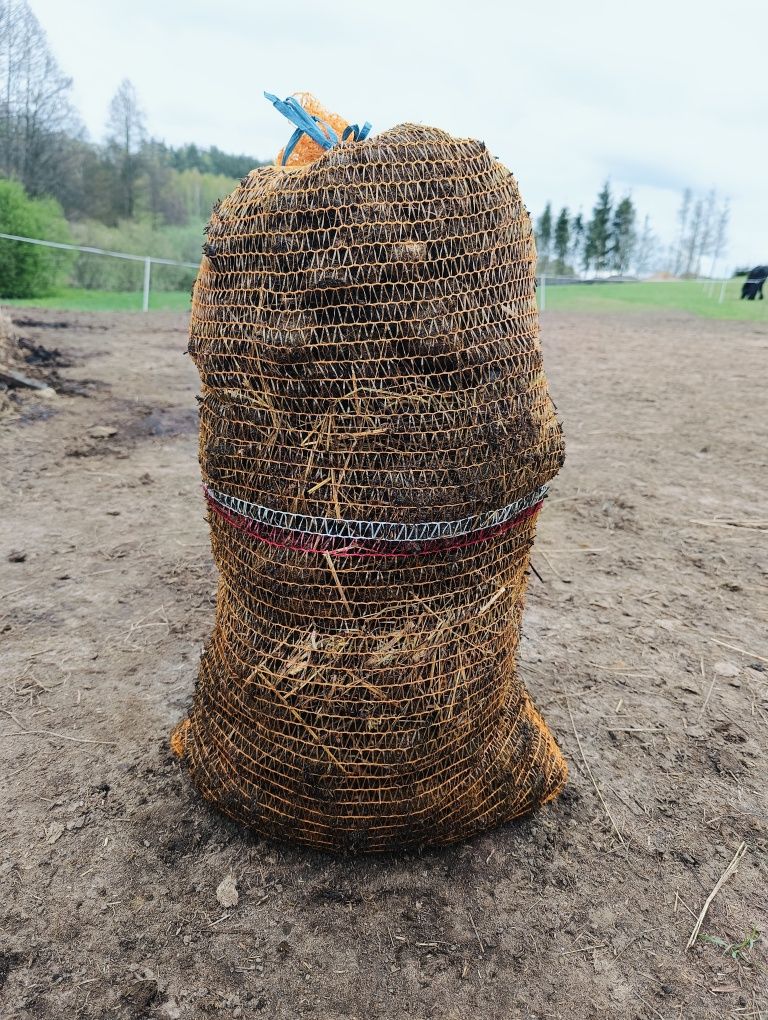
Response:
709,198,730,278
694,189,718,275
105,78,146,219
674,188,730,278
672,188,692,276
682,197,704,277
633,215,660,276
0,0,82,197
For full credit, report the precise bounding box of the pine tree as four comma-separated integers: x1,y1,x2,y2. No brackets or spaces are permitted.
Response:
553,207,570,274
535,202,553,272
584,182,612,273
570,212,585,273
610,195,637,273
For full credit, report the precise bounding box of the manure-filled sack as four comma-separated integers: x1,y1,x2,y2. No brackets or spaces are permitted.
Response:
171,93,568,852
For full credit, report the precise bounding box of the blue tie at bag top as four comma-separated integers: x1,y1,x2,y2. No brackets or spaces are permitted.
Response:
264,91,371,166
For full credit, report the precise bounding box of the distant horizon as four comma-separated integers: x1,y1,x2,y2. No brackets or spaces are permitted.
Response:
25,0,768,268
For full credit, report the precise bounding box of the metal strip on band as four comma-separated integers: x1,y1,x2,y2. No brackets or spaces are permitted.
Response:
203,484,548,544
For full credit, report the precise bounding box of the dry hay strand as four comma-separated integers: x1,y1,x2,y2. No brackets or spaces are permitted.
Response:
686,842,748,950
0,306,17,360
173,123,568,852
0,308,20,414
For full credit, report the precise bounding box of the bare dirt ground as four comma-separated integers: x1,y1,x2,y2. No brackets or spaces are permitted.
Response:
1,307,766,1020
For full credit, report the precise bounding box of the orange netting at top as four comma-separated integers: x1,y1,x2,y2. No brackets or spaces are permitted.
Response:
275,92,351,168
171,96,568,853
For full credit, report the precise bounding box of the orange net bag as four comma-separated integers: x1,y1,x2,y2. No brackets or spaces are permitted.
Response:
171,100,567,852
275,92,351,168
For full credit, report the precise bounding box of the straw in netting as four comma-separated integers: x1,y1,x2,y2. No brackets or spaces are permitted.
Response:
171,93,568,852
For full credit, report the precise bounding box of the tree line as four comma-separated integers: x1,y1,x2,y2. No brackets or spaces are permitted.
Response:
0,0,264,296
535,182,729,278
536,185,652,276
0,0,734,297
0,1,261,225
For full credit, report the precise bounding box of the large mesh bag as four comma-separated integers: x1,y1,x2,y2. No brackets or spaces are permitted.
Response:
171,106,567,852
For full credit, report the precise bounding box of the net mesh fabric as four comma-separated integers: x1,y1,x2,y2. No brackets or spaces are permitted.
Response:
172,123,567,852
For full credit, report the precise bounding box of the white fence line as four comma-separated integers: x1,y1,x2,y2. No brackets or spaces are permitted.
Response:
535,272,735,309
2,233,743,313
0,232,199,311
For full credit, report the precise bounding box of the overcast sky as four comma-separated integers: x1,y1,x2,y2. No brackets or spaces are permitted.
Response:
29,0,768,268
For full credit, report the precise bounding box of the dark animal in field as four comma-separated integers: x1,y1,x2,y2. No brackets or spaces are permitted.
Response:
741,265,768,300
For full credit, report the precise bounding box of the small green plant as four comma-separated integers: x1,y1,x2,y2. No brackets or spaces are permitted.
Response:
698,927,762,962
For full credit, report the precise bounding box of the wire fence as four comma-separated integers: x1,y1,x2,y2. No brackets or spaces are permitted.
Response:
0,232,199,311
535,273,730,311
0,233,754,316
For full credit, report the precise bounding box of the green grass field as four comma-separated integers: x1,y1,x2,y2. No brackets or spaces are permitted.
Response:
3,287,192,312
539,278,767,320
3,279,767,321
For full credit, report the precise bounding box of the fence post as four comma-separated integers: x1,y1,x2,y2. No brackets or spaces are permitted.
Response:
540,273,546,312
142,258,152,312
718,277,727,305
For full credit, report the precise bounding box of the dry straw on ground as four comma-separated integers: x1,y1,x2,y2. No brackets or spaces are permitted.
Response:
0,307,15,355
172,116,567,851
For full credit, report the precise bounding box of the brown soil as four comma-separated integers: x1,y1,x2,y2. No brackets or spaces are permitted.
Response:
1,308,766,1020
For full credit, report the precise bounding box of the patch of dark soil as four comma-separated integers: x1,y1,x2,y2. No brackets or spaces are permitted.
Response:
0,949,24,990
18,336,72,368
0,327,87,406
309,885,364,906
57,403,198,458
53,377,105,398
14,402,57,425
140,406,199,437
11,315,107,332
64,441,114,458
118,978,163,1019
